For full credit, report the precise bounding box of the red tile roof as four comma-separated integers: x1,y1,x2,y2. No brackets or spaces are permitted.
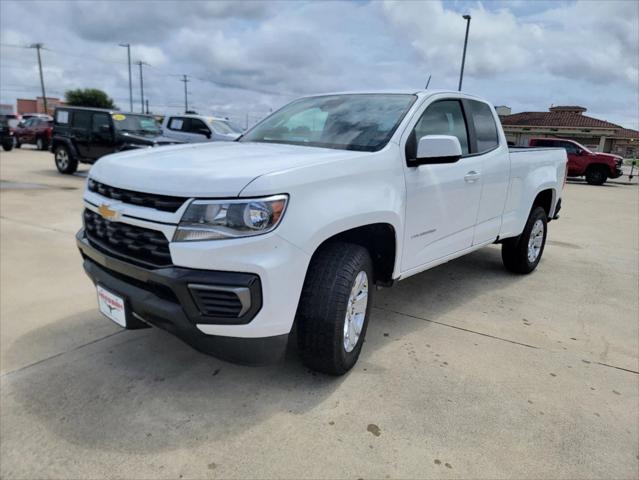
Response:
616,128,639,139
499,111,622,129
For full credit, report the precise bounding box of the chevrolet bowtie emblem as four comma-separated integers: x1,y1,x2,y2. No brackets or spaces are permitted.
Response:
98,204,120,221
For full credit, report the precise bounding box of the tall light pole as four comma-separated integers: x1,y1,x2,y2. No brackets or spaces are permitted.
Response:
119,43,133,112
135,61,148,113
458,14,471,91
180,74,190,113
29,43,47,114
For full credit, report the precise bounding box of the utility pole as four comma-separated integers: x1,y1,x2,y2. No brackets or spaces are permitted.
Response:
135,61,148,113
180,74,190,113
29,43,47,114
145,99,149,114
119,43,133,112
458,14,471,91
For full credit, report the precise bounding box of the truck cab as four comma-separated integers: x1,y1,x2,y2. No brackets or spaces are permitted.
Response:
529,137,623,185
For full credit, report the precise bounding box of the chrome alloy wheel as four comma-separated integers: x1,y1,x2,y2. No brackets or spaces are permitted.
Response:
527,219,544,263
343,271,369,353
56,149,69,170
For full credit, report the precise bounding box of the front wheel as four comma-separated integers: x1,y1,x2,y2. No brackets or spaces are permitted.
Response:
501,206,548,274
2,140,13,151
54,145,78,174
585,166,607,185
296,242,374,375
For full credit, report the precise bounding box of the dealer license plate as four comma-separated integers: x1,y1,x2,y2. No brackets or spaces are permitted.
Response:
97,285,127,327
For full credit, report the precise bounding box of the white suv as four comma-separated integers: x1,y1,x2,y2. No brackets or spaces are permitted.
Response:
161,114,242,143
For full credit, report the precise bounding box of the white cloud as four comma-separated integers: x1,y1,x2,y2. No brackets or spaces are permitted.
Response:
1,0,637,129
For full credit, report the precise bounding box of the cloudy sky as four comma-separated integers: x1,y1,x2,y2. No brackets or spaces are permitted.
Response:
1,0,637,129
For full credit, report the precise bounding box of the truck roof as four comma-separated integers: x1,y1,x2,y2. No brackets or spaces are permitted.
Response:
303,89,490,101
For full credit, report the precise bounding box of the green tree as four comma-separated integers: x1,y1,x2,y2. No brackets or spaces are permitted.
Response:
64,88,116,109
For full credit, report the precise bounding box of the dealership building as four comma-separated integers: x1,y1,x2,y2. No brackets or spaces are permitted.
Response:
498,105,639,158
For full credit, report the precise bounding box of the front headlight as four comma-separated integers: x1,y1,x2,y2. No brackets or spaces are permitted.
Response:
173,194,288,241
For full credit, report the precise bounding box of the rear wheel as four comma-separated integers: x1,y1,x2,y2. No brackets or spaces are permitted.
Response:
54,145,77,174
36,137,45,151
502,206,548,274
296,242,373,375
2,140,13,151
585,166,607,185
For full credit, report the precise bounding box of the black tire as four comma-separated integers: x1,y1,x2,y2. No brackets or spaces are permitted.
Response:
296,242,374,375
501,206,548,274
2,140,13,151
54,144,78,174
585,166,607,185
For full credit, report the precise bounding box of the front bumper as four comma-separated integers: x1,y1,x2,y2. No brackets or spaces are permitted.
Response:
610,167,623,179
77,230,289,364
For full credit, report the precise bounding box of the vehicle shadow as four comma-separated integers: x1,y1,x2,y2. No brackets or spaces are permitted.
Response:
4,245,523,456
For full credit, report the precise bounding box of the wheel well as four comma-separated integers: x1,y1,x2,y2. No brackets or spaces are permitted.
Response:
316,223,397,285
533,189,554,218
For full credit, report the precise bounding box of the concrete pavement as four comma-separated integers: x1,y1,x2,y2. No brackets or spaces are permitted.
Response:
1,147,637,479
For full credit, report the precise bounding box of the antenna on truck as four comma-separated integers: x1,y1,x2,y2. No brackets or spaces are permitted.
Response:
425,75,432,89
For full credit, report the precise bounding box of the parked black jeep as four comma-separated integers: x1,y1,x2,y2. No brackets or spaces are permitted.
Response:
51,107,181,174
0,117,14,151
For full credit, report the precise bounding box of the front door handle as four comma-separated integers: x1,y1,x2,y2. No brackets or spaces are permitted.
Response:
464,171,481,183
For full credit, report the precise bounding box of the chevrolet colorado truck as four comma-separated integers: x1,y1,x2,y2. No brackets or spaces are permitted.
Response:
77,90,567,375
529,137,623,185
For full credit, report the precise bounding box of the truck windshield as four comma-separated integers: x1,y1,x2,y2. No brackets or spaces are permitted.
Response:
240,94,417,152
112,114,161,135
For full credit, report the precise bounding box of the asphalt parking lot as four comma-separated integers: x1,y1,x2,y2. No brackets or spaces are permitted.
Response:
1,147,638,479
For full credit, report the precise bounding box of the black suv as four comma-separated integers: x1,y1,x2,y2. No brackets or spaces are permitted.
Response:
51,107,181,174
0,116,14,151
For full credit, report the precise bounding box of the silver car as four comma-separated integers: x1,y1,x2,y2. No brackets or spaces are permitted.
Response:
160,114,242,143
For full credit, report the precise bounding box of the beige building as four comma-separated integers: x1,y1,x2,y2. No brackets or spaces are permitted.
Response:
499,106,639,158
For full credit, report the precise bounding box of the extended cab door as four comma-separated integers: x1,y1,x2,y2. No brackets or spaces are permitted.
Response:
401,98,483,271
464,99,510,245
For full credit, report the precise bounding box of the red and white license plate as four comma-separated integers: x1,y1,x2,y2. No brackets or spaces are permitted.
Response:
97,285,127,327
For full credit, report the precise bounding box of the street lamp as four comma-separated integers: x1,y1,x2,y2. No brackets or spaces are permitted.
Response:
458,14,471,91
119,43,133,112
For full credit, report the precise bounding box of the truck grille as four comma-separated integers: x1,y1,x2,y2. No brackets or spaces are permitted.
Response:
83,209,172,267
88,179,187,213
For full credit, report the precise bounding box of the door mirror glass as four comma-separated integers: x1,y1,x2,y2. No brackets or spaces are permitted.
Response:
413,135,462,165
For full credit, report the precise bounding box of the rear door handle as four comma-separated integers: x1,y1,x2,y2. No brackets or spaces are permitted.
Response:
464,171,481,183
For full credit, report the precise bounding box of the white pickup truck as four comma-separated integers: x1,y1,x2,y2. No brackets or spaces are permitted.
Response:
77,90,567,375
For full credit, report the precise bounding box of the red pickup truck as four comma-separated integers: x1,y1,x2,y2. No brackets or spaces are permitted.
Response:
529,138,623,185
14,117,53,151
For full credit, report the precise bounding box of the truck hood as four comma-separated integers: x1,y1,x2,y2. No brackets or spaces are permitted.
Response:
593,152,623,161
89,141,367,197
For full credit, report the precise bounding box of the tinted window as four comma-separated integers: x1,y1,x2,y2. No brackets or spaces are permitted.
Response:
92,113,111,133
467,100,499,152
412,100,469,155
560,141,579,154
72,111,92,129
241,94,417,152
188,118,209,134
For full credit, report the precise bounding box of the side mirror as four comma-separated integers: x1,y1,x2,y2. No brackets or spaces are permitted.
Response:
410,135,462,166
197,128,211,139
